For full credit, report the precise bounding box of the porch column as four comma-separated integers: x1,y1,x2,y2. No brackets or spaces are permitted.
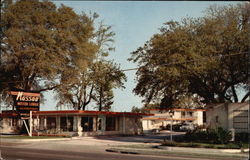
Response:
56,116,60,133
93,117,97,131
36,115,39,130
44,116,47,129
73,116,82,136
77,116,82,136
73,116,77,131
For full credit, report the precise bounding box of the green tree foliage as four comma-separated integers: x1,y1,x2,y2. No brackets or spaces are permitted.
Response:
130,104,157,113
91,60,126,111
174,93,205,109
0,0,97,95
0,0,126,111
129,3,249,108
54,17,126,111
131,106,141,113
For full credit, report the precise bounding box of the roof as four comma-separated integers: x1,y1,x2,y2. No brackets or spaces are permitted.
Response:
33,110,153,117
147,108,206,111
0,110,153,118
0,110,19,118
142,117,196,121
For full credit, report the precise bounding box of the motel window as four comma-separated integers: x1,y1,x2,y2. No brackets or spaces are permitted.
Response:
215,116,219,123
60,117,67,131
181,112,186,117
106,116,116,131
8,118,12,126
203,112,206,123
81,116,93,132
47,117,56,129
151,120,155,125
98,118,102,130
67,117,73,131
188,112,193,117
60,116,73,131
39,117,45,130
12,118,18,126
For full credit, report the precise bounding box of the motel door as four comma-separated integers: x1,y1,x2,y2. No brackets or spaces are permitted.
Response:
233,110,248,132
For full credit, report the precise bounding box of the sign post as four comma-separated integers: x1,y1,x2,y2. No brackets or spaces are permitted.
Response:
29,111,32,137
10,90,40,136
23,119,31,136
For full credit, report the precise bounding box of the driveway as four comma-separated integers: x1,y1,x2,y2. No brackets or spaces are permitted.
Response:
91,130,185,144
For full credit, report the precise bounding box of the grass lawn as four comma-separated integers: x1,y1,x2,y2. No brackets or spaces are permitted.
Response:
161,140,249,149
113,141,248,150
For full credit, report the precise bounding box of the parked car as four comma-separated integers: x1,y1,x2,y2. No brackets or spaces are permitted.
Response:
180,123,195,131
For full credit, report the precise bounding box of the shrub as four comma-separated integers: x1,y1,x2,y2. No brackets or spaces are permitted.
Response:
182,142,200,147
226,143,241,149
183,127,231,144
215,127,231,144
235,132,248,143
204,144,214,148
161,139,177,146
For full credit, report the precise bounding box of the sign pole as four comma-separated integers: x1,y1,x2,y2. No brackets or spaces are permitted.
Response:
29,111,32,137
23,120,30,136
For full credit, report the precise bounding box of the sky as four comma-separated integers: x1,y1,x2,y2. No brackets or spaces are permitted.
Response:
41,1,241,112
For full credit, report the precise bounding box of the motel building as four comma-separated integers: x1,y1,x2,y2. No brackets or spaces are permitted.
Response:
142,108,205,132
0,90,151,136
0,110,152,136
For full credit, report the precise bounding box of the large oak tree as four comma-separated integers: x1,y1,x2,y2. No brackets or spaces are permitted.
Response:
129,3,249,108
0,0,97,106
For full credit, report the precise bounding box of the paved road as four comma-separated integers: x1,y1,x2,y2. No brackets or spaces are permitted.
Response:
1,146,215,160
0,132,247,160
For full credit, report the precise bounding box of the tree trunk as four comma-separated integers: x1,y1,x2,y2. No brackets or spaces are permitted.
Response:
83,85,94,110
99,87,103,111
231,85,238,102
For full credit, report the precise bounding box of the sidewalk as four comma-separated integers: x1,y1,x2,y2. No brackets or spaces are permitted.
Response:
0,137,72,143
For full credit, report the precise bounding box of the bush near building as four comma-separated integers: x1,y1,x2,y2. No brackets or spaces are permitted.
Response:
182,127,231,144
171,127,248,148
235,132,248,143
162,127,248,149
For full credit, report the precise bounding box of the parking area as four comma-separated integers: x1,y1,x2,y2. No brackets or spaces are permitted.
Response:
80,130,186,145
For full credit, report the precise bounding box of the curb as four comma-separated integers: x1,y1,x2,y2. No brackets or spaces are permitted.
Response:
105,149,139,155
106,147,249,158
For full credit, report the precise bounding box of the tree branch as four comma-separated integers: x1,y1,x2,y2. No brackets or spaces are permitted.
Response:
39,84,60,92
85,85,94,106
241,91,250,102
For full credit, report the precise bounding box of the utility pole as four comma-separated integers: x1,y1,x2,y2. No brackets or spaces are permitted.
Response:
169,110,174,142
